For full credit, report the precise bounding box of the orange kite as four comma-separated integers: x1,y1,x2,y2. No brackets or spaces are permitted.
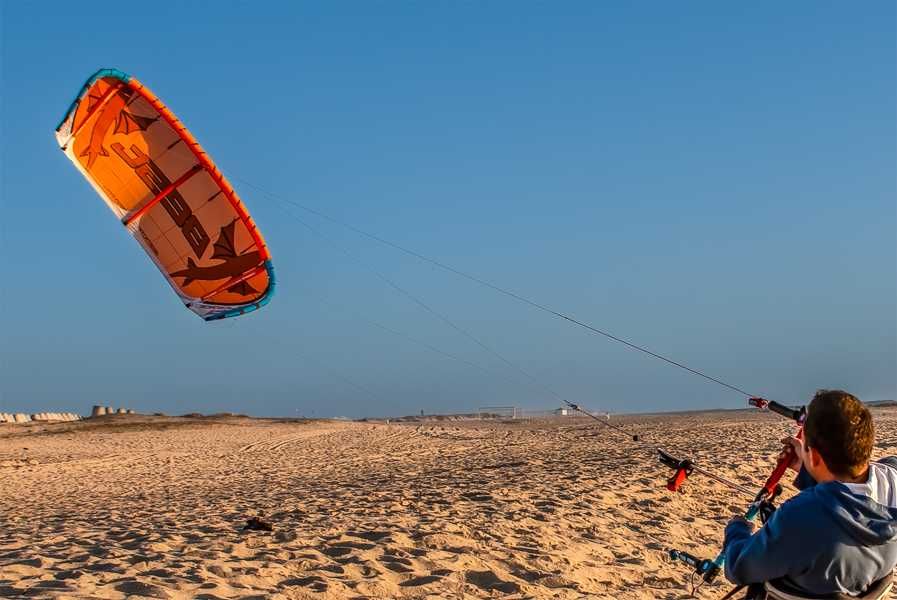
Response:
55,68,274,320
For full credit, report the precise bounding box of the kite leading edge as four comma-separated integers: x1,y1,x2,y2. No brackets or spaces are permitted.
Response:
54,68,275,321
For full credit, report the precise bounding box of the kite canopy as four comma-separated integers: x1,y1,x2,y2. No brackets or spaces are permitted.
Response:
55,68,274,321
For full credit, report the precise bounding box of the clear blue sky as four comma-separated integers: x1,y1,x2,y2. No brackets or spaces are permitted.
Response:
1,2,894,418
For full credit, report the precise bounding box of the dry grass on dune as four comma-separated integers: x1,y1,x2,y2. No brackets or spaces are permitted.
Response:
1,409,895,599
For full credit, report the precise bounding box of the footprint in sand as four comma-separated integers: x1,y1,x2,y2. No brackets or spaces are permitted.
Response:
281,575,328,592
320,545,354,557
318,563,344,574
383,561,414,573
465,570,522,594
510,567,550,582
346,530,391,542
399,574,444,587
114,580,172,598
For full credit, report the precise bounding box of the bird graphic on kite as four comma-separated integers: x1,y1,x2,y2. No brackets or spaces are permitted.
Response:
172,221,262,297
79,87,157,168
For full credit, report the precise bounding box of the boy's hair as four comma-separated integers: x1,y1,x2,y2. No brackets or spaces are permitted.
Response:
804,389,874,478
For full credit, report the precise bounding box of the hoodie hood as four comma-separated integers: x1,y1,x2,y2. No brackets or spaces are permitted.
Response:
814,462,897,546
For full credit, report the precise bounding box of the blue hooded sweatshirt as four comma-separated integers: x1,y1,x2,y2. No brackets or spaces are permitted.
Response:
723,457,897,595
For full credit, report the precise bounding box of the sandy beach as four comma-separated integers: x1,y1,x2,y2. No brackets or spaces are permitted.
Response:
1,408,895,599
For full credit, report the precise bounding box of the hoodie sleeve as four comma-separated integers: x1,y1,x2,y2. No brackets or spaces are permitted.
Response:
796,458,896,488
723,500,813,585
877,456,897,469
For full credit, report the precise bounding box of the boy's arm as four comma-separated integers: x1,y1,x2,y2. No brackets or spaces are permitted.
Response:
723,502,809,585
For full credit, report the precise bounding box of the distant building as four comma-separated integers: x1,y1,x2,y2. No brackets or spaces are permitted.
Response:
477,406,519,419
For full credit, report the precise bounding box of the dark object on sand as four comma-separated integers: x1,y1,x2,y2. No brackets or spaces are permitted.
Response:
243,516,273,532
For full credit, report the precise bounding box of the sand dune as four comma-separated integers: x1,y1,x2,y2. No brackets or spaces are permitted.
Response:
1,409,895,599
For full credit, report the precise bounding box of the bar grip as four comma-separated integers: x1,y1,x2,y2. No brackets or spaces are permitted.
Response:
658,449,680,469
670,550,720,580
669,550,701,569
766,400,802,422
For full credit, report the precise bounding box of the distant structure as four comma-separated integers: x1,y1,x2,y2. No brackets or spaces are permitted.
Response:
0,413,82,423
31,413,81,422
469,406,593,421
89,405,137,418
477,406,519,420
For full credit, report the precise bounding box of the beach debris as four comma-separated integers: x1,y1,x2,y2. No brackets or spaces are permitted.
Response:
243,516,273,532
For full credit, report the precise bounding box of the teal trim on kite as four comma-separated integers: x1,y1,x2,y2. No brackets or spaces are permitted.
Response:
204,260,276,321
56,68,131,131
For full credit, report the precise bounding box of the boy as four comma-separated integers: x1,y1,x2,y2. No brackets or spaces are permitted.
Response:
723,389,897,597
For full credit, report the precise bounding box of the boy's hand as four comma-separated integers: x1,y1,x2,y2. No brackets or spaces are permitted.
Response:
779,436,804,472
727,515,755,532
